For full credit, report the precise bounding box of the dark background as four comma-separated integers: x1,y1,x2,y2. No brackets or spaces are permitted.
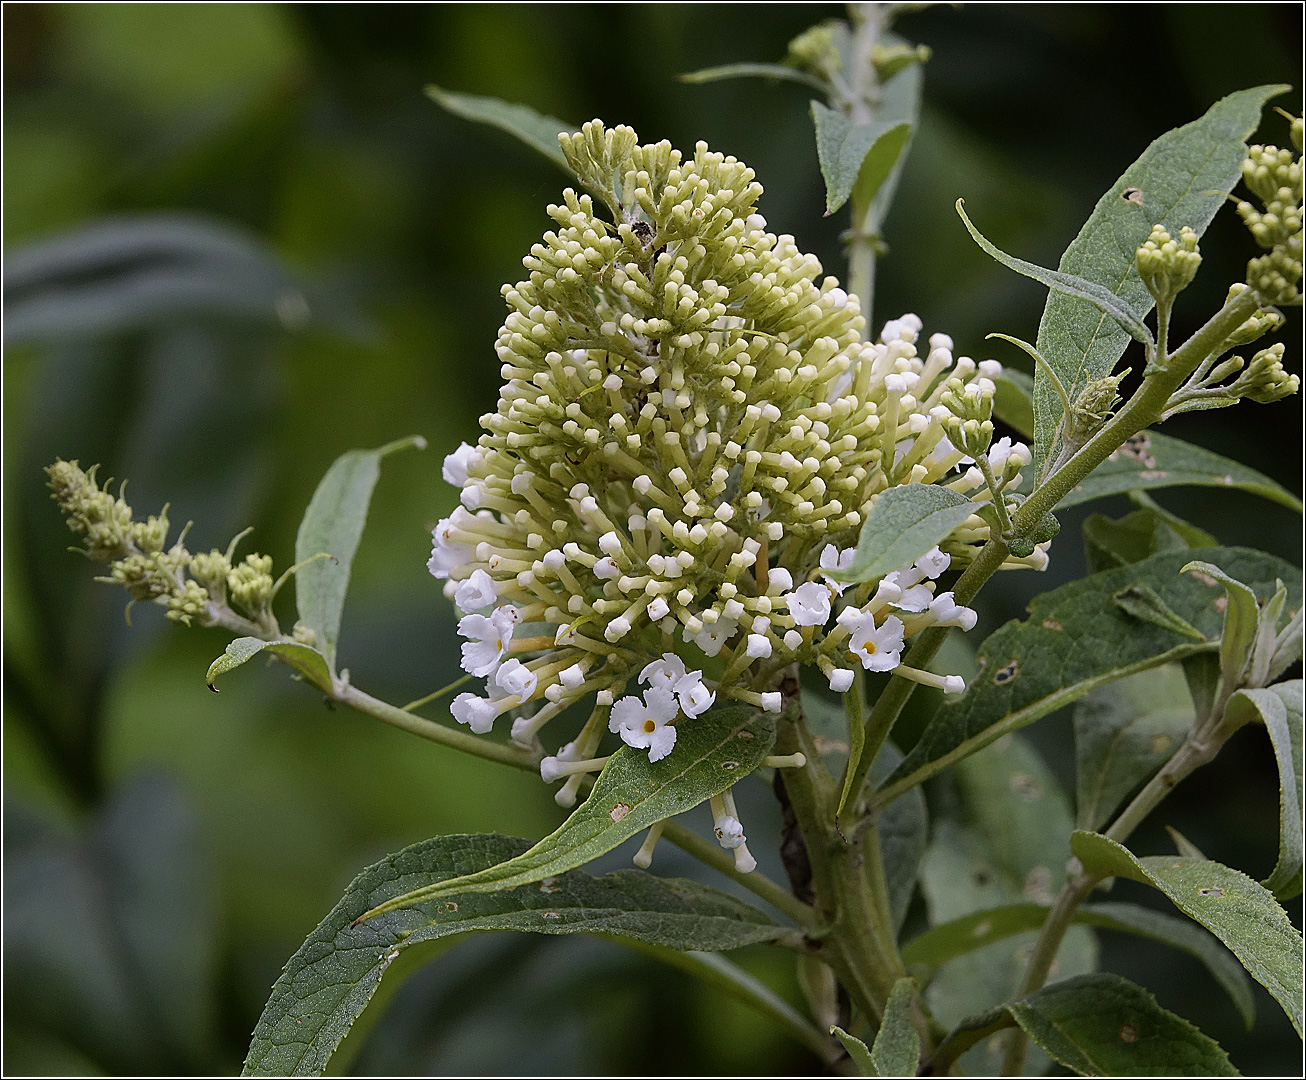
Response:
4,4,1302,1075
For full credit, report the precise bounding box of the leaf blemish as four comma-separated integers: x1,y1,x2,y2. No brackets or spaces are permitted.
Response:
541,911,561,919
1009,771,1043,801
1119,1022,1139,1043
1198,886,1225,898
1042,618,1062,630
445,901,458,911
1188,568,1219,587
610,802,632,823
994,659,1018,684
1215,595,1228,613
1138,470,1168,480
972,919,992,937
1151,734,1173,754
736,729,755,739
1121,185,1144,205
721,760,739,770
539,877,560,894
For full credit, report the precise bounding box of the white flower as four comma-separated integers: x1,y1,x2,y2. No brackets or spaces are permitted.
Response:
915,547,950,580
785,581,832,626
495,658,538,701
458,605,519,676
559,663,586,688
847,613,905,672
819,544,856,593
928,591,978,630
987,437,1031,473
943,675,966,694
640,653,688,691
647,597,670,621
892,582,935,613
450,693,497,734
686,617,738,657
766,567,794,594
594,556,621,579
713,815,746,849
761,692,782,713
454,568,498,612
782,629,803,650
442,442,479,487
746,633,772,659
674,671,716,717
610,686,680,762
427,518,472,580
539,755,569,782
828,668,855,693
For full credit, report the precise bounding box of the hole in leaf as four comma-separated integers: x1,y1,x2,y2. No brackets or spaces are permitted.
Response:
994,659,1019,684
721,760,739,770
1198,886,1225,898
1121,186,1144,205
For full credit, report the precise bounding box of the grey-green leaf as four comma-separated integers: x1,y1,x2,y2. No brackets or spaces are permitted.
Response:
957,199,1154,345
811,101,911,216
935,972,1239,1076
833,484,976,584
294,436,424,670
360,704,777,920
1083,500,1216,573
1032,85,1288,470
425,85,575,172
872,742,928,934
242,833,784,1077
1182,560,1261,690
871,978,921,1077
1071,831,1304,1035
993,368,1035,438
902,900,1255,1030
866,54,924,229
877,548,1301,804
205,636,332,694
1114,582,1208,640
679,61,829,93
1226,681,1304,900
830,1026,875,1076
1074,665,1196,831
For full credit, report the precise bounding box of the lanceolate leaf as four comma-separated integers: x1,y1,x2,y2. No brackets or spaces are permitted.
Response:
833,484,976,584
811,102,910,216
871,978,922,1077
867,54,924,228
830,1026,875,1076
1182,560,1261,690
425,85,576,172
1074,665,1195,831
901,901,1255,1029
1071,831,1304,1035
877,548,1301,804
359,704,776,920
205,636,332,694
242,834,783,1077
1031,85,1289,470
294,436,424,670
678,62,830,94
1226,682,1304,900
993,369,1035,438
934,973,1238,1077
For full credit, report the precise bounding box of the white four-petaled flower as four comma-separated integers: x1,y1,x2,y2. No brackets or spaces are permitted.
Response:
847,613,905,671
610,686,680,762
495,658,538,701
450,693,497,733
458,605,519,676
674,671,716,717
442,442,479,487
785,581,832,626
454,568,498,612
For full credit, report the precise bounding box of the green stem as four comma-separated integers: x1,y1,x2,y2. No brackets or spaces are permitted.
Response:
977,456,1012,535
402,673,473,712
845,1,882,330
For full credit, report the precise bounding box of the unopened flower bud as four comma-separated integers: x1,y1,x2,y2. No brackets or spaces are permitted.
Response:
1135,225,1201,302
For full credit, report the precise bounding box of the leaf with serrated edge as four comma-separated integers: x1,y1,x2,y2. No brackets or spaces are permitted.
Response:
1032,85,1288,470
871,978,921,1077
242,833,782,1077
833,484,976,584
1227,682,1304,900
1072,831,1304,1035
206,637,332,694
426,85,575,171
360,704,776,919
830,1026,875,1076
902,900,1255,1029
879,549,1301,802
294,437,423,670
1074,665,1195,831
936,973,1238,1076
811,101,910,216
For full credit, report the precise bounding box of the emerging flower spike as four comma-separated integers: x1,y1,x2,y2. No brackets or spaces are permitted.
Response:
427,120,1040,774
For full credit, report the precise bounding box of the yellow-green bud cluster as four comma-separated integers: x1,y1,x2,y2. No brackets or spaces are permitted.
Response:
786,22,841,81
1220,283,1286,350
430,122,1046,761
1136,225,1201,303
228,554,275,617
1228,342,1300,404
1237,137,1303,306
46,459,135,561
938,376,995,459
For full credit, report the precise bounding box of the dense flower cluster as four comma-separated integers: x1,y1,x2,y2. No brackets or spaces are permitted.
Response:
429,122,1043,838
1237,120,1303,307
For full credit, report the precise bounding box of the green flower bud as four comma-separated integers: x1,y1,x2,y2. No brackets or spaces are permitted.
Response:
189,549,232,603
943,416,995,460
1135,224,1201,303
132,507,171,554
786,22,841,79
1229,343,1299,404
871,42,931,82
46,459,135,561
939,376,994,424
1293,116,1303,154
291,621,318,647
1238,141,1302,306
1219,284,1285,349
1007,537,1036,558
167,579,209,626
228,553,275,615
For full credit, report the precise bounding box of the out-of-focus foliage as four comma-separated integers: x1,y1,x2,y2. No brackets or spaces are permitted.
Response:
3,4,1300,1075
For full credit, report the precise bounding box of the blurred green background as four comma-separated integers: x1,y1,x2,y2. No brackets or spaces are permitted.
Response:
3,4,1301,1075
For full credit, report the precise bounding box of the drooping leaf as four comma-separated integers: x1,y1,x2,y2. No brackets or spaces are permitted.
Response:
810,102,910,216
205,636,332,694
294,436,425,670
1181,560,1261,690
1226,682,1304,900
1113,582,1207,640
1071,831,1304,1035
425,85,575,172
359,704,776,920
242,832,784,1077
877,548,1301,804
1074,665,1195,831
870,977,921,1077
902,900,1255,1029
678,61,829,93
833,484,976,584
1083,497,1217,573
830,1026,875,1076
1031,85,1288,470
993,368,1035,438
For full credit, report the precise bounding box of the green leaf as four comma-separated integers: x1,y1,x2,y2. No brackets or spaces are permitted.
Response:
866,55,924,227
871,742,928,934
1031,85,1289,469
871,978,921,1077
833,484,976,584
242,833,784,1077
1071,831,1305,1035
902,901,1255,1030
1113,582,1208,640
1226,682,1304,900
294,436,424,670
935,973,1238,1076
425,85,575,172
877,548,1301,803
1074,665,1195,831
1181,560,1261,690
1083,499,1216,573
830,1026,875,1076
204,636,332,694
678,61,829,93
359,703,777,920
810,101,910,216
993,368,1035,438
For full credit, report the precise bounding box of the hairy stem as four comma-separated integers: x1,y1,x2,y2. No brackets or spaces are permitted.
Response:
846,1,883,329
